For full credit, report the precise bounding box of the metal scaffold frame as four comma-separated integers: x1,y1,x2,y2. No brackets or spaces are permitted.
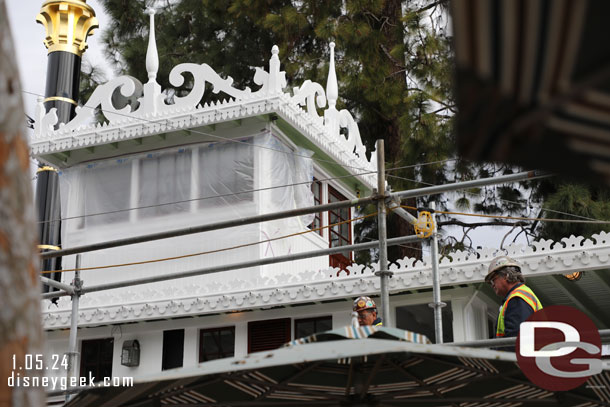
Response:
38,139,549,383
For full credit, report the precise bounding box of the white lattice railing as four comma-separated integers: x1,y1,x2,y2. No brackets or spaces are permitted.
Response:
42,232,610,329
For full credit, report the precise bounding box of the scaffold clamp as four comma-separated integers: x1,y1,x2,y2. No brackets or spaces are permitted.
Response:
414,211,435,238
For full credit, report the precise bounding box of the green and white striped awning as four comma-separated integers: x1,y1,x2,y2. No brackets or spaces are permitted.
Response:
287,325,430,346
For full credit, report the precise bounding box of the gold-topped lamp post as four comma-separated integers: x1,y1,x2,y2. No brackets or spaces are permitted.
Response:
34,0,97,294
36,0,98,123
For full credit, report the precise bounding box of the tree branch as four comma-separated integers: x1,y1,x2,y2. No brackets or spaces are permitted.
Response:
406,87,456,110
412,0,448,15
379,43,406,70
438,220,530,228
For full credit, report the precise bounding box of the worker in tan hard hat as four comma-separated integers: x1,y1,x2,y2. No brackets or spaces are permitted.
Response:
353,296,383,326
486,256,543,338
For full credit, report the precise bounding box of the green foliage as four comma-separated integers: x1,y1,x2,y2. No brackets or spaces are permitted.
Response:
99,0,455,262
537,183,610,241
96,0,610,261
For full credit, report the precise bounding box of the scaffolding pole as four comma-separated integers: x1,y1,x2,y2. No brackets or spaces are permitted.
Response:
41,170,549,260
375,139,393,327
40,276,74,295
450,329,610,348
66,255,82,403
428,202,446,344
41,235,422,299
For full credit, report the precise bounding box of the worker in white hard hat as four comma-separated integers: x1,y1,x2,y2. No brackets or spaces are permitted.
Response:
352,296,383,326
486,256,543,338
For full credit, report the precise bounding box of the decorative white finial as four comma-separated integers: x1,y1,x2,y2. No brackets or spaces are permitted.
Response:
326,42,338,109
268,45,283,94
145,7,158,83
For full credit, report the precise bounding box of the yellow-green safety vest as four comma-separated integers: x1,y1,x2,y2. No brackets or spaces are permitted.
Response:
496,284,542,337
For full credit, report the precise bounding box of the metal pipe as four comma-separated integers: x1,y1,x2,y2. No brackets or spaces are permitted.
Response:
40,276,74,294
428,202,446,344
375,139,392,327
41,195,376,260
41,170,549,260
391,170,549,201
387,202,417,225
42,290,67,300
449,329,610,348
66,255,81,403
41,235,423,299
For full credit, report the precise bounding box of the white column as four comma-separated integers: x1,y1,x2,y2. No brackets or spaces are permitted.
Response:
451,298,467,342
130,159,139,222
234,322,248,358
190,148,199,213
183,327,198,368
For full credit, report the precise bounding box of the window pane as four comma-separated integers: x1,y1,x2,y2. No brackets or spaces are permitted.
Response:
328,186,352,269
295,316,332,338
199,139,253,208
162,329,184,370
83,161,131,226
80,338,114,381
308,179,323,235
200,327,235,362
316,317,333,332
139,149,191,218
295,320,314,339
395,303,453,343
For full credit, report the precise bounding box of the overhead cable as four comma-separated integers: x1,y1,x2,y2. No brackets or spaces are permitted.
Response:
41,211,380,274
386,173,601,223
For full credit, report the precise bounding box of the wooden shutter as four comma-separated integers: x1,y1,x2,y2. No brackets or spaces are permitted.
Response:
248,318,291,353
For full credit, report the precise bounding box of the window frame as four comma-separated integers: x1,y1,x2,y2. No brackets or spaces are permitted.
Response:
199,326,236,362
294,315,333,339
162,329,185,370
308,177,324,236
79,337,114,381
76,138,256,230
327,185,352,270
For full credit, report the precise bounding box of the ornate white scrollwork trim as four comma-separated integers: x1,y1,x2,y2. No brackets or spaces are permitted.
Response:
42,232,610,329
31,32,376,188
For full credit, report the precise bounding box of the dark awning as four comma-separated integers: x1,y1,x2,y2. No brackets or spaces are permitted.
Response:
452,0,610,185
64,338,608,406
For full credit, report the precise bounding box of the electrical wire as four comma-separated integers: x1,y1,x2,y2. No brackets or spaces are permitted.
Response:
384,158,457,173
40,210,381,274
30,159,457,227
34,160,460,225
399,205,610,225
28,90,593,226
386,173,603,223
35,170,377,225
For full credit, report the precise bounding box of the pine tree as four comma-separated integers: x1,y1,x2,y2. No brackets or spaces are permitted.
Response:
95,0,609,261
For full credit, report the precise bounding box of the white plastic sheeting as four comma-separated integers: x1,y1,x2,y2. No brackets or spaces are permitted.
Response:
56,132,317,292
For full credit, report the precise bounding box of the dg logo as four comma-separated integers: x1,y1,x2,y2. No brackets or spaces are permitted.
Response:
517,305,603,391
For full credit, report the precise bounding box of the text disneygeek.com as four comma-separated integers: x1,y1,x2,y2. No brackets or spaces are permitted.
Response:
8,371,134,390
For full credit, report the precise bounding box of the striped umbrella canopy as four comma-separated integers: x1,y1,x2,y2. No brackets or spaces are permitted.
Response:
452,0,610,185
63,328,609,406
287,325,431,346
